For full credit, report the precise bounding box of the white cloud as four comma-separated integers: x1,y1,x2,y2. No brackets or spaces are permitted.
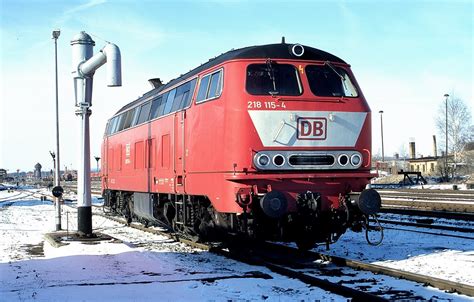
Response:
63,0,107,16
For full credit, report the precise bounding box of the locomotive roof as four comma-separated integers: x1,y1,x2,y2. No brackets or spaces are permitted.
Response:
115,43,346,115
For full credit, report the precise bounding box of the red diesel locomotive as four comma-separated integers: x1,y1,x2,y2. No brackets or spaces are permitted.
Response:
102,41,381,249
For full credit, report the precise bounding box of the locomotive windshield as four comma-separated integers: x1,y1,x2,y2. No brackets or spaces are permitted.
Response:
246,63,302,96
306,64,358,97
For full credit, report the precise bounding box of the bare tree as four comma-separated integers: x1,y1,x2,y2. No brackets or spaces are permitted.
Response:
435,95,473,179
398,143,408,159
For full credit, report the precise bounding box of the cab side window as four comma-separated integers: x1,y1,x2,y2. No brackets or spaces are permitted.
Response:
196,69,223,103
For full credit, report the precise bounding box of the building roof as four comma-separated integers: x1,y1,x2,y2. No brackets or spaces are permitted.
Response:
407,155,455,163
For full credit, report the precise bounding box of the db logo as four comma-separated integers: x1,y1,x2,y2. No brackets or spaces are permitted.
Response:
297,117,327,140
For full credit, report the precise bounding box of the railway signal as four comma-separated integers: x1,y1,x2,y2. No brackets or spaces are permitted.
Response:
52,185,64,198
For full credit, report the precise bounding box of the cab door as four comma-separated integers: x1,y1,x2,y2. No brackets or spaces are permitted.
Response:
174,110,186,194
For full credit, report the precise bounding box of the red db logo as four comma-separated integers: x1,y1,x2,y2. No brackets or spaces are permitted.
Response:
297,117,327,140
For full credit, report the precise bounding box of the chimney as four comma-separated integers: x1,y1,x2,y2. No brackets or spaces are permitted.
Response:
432,135,438,158
409,139,416,159
394,153,399,160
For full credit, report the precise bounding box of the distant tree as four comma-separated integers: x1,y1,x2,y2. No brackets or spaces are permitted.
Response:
398,143,408,159
435,95,473,179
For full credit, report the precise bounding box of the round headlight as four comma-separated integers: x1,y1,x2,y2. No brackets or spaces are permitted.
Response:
258,154,270,166
351,154,362,166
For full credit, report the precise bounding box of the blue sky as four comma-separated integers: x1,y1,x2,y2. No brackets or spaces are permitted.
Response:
1,0,472,172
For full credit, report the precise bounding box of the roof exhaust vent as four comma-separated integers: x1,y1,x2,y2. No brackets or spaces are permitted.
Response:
148,78,163,89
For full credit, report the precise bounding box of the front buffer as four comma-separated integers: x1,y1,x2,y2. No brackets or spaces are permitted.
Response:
224,171,381,249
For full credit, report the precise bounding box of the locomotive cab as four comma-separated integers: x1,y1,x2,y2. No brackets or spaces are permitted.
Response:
203,47,381,247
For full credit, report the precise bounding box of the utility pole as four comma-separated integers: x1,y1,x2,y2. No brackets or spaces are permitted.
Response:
379,110,384,163
71,31,121,236
444,93,449,181
52,29,62,231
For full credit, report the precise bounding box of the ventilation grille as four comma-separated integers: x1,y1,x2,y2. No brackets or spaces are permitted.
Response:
288,155,334,166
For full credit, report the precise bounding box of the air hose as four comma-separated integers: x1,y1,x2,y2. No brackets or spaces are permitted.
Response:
365,214,384,246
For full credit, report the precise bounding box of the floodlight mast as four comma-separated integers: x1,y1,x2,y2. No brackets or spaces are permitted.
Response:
71,31,121,236
52,29,61,232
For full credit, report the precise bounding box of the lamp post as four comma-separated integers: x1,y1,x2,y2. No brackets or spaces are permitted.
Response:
444,93,449,181
379,110,384,163
52,29,62,231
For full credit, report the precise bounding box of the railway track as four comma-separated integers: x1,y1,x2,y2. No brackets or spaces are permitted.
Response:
242,241,474,298
90,209,474,300
0,189,51,205
379,208,474,221
376,218,474,234
91,212,387,300
61,183,102,195
378,188,474,212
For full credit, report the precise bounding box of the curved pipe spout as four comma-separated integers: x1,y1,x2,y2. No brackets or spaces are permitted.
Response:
79,43,122,87
102,43,122,86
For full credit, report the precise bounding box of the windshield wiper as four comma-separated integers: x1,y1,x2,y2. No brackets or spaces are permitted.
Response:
324,61,349,95
266,59,279,96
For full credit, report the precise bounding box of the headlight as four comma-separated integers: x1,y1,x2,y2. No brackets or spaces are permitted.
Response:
257,154,270,166
351,154,362,166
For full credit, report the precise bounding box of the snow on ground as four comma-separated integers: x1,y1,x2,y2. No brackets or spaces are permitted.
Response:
409,183,469,190
0,189,344,301
1,187,474,301
325,222,474,286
